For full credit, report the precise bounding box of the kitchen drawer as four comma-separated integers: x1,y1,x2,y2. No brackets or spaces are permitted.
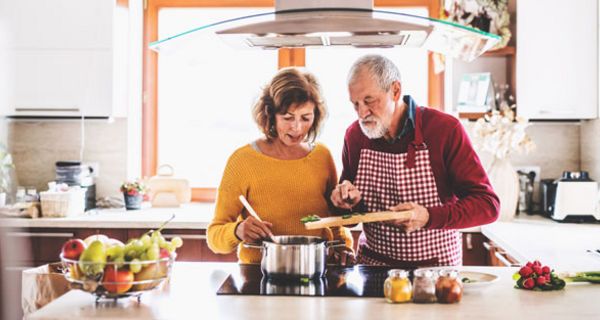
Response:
462,233,488,266
3,228,75,265
483,240,520,267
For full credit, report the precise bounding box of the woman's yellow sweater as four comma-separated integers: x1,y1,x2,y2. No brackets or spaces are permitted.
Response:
207,143,352,263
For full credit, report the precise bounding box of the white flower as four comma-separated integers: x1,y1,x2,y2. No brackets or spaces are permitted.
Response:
470,105,536,160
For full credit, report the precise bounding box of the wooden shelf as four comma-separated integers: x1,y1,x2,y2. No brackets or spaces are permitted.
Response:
482,46,516,57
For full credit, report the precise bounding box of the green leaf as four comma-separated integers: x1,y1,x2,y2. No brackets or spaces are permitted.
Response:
512,273,521,281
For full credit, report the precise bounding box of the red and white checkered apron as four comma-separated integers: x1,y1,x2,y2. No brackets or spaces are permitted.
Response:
355,107,462,266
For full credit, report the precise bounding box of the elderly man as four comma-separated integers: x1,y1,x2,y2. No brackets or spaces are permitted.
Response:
331,54,499,266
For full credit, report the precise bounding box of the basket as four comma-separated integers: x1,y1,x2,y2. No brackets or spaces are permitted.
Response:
60,254,174,302
40,189,86,217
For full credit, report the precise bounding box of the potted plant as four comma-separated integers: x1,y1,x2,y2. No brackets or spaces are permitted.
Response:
120,180,148,210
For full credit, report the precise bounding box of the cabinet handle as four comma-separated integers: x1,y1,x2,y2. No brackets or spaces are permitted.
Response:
494,251,520,267
6,232,74,238
15,107,80,113
465,233,473,250
162,234,206,240
482,241,493,251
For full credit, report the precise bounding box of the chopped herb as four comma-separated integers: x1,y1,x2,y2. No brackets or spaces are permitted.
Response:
300,215,321,224
462,277,476,283
300,277,310,284
342,214,352,219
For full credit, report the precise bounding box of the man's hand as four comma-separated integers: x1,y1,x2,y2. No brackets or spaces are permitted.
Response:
235,216,274,243
327,246,356,266
387,202,429,233
330,180,362,209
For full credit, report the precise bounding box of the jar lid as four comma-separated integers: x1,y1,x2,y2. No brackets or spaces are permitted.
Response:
413,269,435,278
387,269,409,278
437,269,459,278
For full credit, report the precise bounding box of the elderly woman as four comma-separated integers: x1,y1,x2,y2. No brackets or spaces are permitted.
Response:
207,67,353,264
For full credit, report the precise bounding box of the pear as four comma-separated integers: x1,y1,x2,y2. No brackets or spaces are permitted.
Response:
79,240,107,276
83,234,109,246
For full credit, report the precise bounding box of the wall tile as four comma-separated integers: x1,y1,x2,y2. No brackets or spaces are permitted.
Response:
7,118,127,198
581,119,600,181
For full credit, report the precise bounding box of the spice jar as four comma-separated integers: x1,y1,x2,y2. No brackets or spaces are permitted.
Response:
383,269,412,303
412,269,437,303
435,269,463,304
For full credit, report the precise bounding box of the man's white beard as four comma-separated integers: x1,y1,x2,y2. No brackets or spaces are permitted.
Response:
359,116,387,139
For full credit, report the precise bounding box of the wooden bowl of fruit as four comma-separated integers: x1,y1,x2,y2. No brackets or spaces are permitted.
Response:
59,229,183,302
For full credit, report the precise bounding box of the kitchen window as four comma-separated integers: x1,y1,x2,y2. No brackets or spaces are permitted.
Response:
144,1,441,202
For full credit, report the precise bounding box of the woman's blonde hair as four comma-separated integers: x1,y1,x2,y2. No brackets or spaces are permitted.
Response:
252,68,326,142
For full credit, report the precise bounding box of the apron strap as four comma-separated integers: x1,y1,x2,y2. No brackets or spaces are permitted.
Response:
406,106,425,168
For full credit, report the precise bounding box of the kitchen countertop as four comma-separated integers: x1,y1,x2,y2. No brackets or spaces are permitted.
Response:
26,262,600,320
482,215,600,272
0,203,485,232
0,203,216,229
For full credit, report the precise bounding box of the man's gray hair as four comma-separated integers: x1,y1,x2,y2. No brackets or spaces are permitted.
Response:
347,54,401,91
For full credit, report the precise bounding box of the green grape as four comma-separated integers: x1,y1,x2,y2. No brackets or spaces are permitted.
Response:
140,234,152,247
151,231,161,243
171,236,183,248
113,256,125,269
129,258,142,273
147,244,160,261
140,252,149,261
106,245,124,260
165,242,176,253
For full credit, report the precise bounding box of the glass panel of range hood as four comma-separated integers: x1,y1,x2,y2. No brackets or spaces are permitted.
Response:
150,8,500,62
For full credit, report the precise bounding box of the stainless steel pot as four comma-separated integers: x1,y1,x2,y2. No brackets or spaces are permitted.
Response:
244,235,344,279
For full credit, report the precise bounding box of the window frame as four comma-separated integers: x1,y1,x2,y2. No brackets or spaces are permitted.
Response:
142,0,442,202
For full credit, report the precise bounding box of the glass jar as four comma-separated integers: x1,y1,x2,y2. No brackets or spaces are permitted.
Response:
383,269,412,303
412,269,437,303
435,269,463,304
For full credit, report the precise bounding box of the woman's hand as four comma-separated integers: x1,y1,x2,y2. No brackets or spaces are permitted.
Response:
327,246,356,266
330,180,362,209
235,216,274,243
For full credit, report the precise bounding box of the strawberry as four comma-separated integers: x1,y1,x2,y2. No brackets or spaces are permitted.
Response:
536,276,547,286
519,266,533,277
523,277,535,289
533,266,543,275
542,266,551,275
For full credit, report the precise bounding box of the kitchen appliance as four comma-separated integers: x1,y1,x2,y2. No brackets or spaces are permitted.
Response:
55,161,96,211
541,171,600,223
217,264,394,297
517,170,536,214
149,0,500,62
146,165,191,207
244,236,346,279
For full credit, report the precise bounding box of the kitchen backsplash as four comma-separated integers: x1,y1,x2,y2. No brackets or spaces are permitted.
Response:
7,118,127,198
2,116,596,202
581,118,600,181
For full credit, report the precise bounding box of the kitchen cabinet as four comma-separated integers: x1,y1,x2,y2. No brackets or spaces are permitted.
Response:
516,0,598,120
2,0,121,118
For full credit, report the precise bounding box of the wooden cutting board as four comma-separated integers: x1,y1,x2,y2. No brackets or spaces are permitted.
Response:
303,210,413,230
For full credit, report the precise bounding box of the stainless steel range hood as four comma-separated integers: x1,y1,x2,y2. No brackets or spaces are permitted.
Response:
149,0,500,62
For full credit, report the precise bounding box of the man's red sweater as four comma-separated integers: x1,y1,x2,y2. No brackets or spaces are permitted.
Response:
340,100,500,229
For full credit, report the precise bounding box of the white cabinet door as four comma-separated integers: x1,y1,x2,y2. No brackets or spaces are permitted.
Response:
517,0,598,120
5,0,115,118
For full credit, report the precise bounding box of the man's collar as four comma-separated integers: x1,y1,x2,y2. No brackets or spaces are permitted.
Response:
397,95,417,138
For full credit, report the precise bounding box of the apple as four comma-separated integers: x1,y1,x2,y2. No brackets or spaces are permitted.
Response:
61,239,86,260
159,248,170,259
102,266,134,294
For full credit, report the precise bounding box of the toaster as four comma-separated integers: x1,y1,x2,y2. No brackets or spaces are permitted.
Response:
544,171,600,222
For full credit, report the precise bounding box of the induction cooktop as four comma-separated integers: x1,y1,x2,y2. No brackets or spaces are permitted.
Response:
216,264,412,297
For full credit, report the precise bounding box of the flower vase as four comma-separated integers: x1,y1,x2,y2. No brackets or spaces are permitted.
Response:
123,193,143,210
487,157,519,221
